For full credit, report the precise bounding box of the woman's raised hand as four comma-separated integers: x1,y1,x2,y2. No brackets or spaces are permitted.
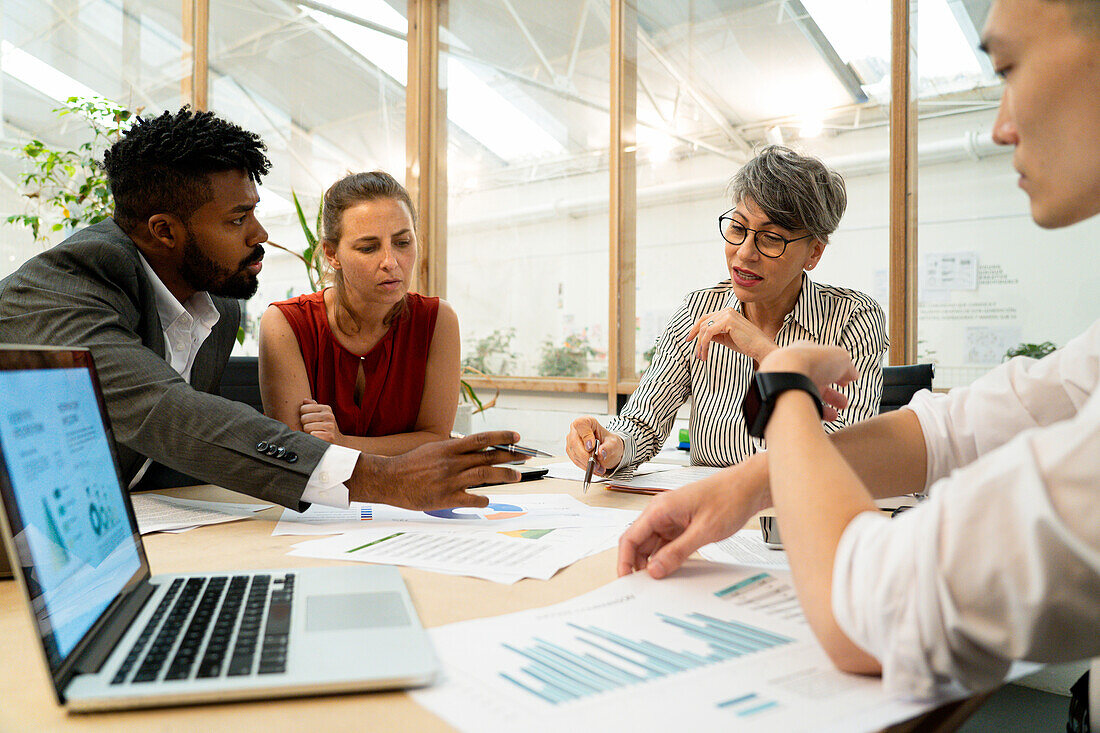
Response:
686,306,776,363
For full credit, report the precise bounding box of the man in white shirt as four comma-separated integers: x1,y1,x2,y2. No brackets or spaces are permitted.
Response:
0,108,523,512
618,0,1100,723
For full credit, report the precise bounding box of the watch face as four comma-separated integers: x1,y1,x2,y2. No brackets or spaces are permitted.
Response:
742,378,764,436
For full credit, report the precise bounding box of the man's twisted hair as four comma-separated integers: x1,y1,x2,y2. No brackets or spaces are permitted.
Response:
102,107,271,232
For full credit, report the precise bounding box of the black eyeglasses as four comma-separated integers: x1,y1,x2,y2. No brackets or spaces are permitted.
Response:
718,208,813,259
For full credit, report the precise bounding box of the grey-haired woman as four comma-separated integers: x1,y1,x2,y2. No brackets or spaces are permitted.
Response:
565,145,888,476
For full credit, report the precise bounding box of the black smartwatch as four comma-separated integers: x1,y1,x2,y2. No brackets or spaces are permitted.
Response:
742,371,824,439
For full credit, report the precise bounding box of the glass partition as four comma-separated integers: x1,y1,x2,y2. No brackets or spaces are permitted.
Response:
913,0,1100,388
442,0,611,379
208,0,409,352
631,0,893,375
1,0,184,277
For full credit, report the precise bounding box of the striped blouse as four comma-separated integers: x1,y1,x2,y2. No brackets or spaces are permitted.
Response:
608,273,888,472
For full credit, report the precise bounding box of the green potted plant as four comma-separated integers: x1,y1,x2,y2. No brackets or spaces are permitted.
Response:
537,332,596,377
1004,341,1057,361
462,328,517,375
265,190,325,292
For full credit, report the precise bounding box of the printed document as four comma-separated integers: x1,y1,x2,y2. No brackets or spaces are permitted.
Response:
131,494,271,534
288,525,623,584
412,562,972,733
605,465,723,494
273,494,638,536
698,529,789,569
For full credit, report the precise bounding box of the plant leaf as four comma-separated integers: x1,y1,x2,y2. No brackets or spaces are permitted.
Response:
291,190,317,249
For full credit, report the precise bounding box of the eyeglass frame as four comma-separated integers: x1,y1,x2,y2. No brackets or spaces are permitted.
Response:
718,208,814,259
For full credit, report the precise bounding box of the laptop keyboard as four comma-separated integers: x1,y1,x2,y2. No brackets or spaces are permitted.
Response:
110,573,295,685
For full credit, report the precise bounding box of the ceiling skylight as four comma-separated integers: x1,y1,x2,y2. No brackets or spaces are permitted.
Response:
800,0,997,103
1,40,102,104
301,0,565,162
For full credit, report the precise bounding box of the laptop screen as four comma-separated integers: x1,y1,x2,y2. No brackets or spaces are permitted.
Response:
0,348,146,673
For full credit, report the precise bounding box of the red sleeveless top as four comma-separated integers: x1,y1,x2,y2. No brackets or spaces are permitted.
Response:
273,290,440,437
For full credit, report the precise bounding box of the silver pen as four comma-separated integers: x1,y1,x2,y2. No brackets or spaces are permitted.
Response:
451,432,551,458
489,443,553,458
582,438,601,494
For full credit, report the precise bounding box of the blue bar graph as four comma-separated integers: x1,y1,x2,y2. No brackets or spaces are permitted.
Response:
497,612,794,705
717,692,781,717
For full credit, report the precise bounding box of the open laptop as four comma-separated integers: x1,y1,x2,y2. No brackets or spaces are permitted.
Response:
0,345,438,711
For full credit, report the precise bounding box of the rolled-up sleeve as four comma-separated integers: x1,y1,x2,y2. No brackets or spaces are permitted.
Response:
906,324,1096,486
831,320,1100,699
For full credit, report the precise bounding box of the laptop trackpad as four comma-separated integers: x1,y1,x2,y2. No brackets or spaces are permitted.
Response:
306,592,411,632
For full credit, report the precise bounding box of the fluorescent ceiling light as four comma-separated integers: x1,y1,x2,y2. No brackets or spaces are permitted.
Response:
301,0,565,161
637,128,675,164
798,114,824,139
1,40,102,104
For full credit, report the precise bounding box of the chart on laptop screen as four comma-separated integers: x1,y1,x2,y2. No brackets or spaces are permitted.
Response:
0,366,140,658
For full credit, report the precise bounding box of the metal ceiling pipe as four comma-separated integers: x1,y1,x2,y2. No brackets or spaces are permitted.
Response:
451,131,1008,233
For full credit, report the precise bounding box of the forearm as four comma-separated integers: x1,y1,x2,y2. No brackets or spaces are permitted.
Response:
829,409,928,498
344,452,391,503
335,428,449,457
765,391,881,673
745,409,928,512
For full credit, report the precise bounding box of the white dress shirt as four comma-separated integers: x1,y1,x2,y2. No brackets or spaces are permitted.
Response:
610,273,887,472
136,254,356,507
832,317,1100,715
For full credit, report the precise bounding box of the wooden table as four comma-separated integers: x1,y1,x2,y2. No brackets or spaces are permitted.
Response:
0,477,983,731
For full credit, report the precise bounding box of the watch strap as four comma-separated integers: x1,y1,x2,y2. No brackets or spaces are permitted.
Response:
743,372,824,439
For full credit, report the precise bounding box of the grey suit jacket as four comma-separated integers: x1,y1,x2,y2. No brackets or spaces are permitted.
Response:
0,220,329,509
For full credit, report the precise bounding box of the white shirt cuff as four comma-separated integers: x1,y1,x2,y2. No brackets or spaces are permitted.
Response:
612,430,635,473
299,444,359,508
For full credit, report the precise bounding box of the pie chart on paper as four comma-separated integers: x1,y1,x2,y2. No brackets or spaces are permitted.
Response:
424,502,528,520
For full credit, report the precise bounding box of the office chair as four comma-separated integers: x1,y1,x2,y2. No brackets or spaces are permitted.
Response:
879,363,935,413
219,356,264,414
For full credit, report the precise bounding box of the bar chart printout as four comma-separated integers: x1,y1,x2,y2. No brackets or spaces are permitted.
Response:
715,571,805,624
412,564,956,733
500,613,793,705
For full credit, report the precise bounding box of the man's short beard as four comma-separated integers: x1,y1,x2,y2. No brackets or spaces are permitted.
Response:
179,228,260,300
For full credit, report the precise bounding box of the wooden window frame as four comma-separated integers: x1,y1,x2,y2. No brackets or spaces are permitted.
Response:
421,0,920,394
188,0,917,392
182,0,209,110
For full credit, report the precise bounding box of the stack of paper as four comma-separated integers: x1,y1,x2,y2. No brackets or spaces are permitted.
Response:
131,494,271,534
604,465,722,494
276,494,639,584
543,461,678,483
697,529,789,568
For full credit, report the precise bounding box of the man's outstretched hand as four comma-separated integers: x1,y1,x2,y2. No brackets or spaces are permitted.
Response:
348,430,526,509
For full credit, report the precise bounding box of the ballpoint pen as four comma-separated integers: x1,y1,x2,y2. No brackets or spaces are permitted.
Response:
489,443,553,458
450,432,552,458
582,438,601,494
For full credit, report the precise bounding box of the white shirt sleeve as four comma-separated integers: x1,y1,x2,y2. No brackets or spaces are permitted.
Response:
298,444,360,508
831,319,1100,699
905,322,1098,487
